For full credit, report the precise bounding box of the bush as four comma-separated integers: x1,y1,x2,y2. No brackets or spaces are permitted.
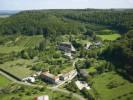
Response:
39,87,46,92
18,86,25,92
18,93,23,97
11,96,21,100
65,81,79,93
81,88,94,100
53,53,61,58
25,91,31,96
106,80,120,89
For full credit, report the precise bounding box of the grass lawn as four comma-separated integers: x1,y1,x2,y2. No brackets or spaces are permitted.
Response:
90,72,133,100
0,59,35,79
61,64,74,74
88,67,97,74
97,34,121,41
0,75,11,88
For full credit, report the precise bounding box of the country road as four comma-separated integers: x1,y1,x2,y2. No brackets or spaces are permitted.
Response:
54,58,79,88
50,87,86,100
0,69,86,100
72,58,79,67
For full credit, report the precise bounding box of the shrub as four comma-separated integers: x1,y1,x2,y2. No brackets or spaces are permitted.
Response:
106,81,119,89
25,91,31,96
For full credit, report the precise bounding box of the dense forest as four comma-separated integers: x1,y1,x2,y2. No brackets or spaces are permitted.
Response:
0,9,132,36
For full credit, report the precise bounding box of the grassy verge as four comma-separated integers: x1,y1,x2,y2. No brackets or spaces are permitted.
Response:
0,74,11,88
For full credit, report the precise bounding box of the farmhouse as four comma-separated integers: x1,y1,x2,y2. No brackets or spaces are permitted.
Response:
85,42,92,49
79,69,89,78
94,41,102,47
60,74,69,81
22,77,35,83
59,42,76,53
40,72,60,84
75,80,91,90
60,70,77,81
64,52,73,59
35,95,49,100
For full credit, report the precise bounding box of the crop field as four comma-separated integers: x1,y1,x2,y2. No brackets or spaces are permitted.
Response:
0,46,23,53
0,59,35,79
15,35,43,48
0,35,43,54
90,72,133,100
0,75,11,88
97,34,121,41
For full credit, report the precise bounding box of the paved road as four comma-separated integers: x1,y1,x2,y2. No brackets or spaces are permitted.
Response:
0,70,86,100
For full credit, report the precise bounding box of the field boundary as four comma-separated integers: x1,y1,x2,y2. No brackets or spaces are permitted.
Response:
0,68,21,81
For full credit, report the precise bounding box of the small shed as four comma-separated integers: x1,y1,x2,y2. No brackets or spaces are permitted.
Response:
22,77,35,83
79,69,88,78
35,95,49,100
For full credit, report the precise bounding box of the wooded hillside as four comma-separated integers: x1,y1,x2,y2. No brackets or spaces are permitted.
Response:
0,9,132,36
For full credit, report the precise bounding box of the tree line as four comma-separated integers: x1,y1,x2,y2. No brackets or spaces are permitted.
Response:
101,30,133,81
0,9,132,37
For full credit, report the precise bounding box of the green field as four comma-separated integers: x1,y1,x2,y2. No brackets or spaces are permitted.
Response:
0,46,23,53
15,35,43,48
90,72,133,100
97,34,121,41
0,91,76,100
0,59,35,79
0,84,77,100
0,35,43,54
0,75,11,88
